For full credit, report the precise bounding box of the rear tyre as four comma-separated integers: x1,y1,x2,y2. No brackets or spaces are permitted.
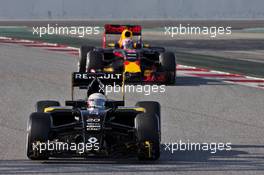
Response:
78,46,94,72
26,112,51,160
159,52,176,84
135,113,160,160
36,100,60,113
86,51,104,72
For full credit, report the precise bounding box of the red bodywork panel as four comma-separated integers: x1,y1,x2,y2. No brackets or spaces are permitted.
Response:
143,72,167,83
104,24,142,35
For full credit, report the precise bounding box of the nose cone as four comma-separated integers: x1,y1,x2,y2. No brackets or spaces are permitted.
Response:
124,61,141,73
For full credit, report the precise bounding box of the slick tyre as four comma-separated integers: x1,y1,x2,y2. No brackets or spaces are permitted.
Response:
26,112,51,160
135,101,160,124
159,52,176,84
36,100,60,113
135,113,160,161
86,50,104,72
78,45,94,72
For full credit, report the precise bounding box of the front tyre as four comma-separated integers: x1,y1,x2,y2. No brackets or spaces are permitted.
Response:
26,112,51,160
135,113,160,161
135,101,160,130
86,51,104,72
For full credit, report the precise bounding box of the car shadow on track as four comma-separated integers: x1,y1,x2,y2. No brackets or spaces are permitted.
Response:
0,144,264,174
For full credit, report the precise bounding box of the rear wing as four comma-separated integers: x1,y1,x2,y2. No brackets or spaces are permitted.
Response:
71,72,124,100
104,24,142,35
103,24,142,48
72,72,123,87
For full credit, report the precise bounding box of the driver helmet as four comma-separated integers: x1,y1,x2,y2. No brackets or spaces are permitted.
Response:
122,38,134,49
119,29,134,49
87,93,106,109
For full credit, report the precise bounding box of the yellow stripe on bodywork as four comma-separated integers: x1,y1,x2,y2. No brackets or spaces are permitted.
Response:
44,107,55,113
145,141,152,158
44,107,58,113
117,107,145,112
144,70,152,77
143,44,150,48
45,107,145,113
107,43,115,47
124,62,141,73
103,67,114,72
133,107,145,112
44,107,69,113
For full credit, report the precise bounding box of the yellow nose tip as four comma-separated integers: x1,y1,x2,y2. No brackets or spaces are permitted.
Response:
124,62,141,73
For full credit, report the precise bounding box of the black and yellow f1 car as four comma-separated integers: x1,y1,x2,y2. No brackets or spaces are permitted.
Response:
78,24,176,84
26,72,161,160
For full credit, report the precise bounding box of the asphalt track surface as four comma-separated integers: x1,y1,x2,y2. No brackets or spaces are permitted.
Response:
0,43,264,175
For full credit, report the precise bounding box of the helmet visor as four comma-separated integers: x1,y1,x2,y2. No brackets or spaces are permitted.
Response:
88,99,105,108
